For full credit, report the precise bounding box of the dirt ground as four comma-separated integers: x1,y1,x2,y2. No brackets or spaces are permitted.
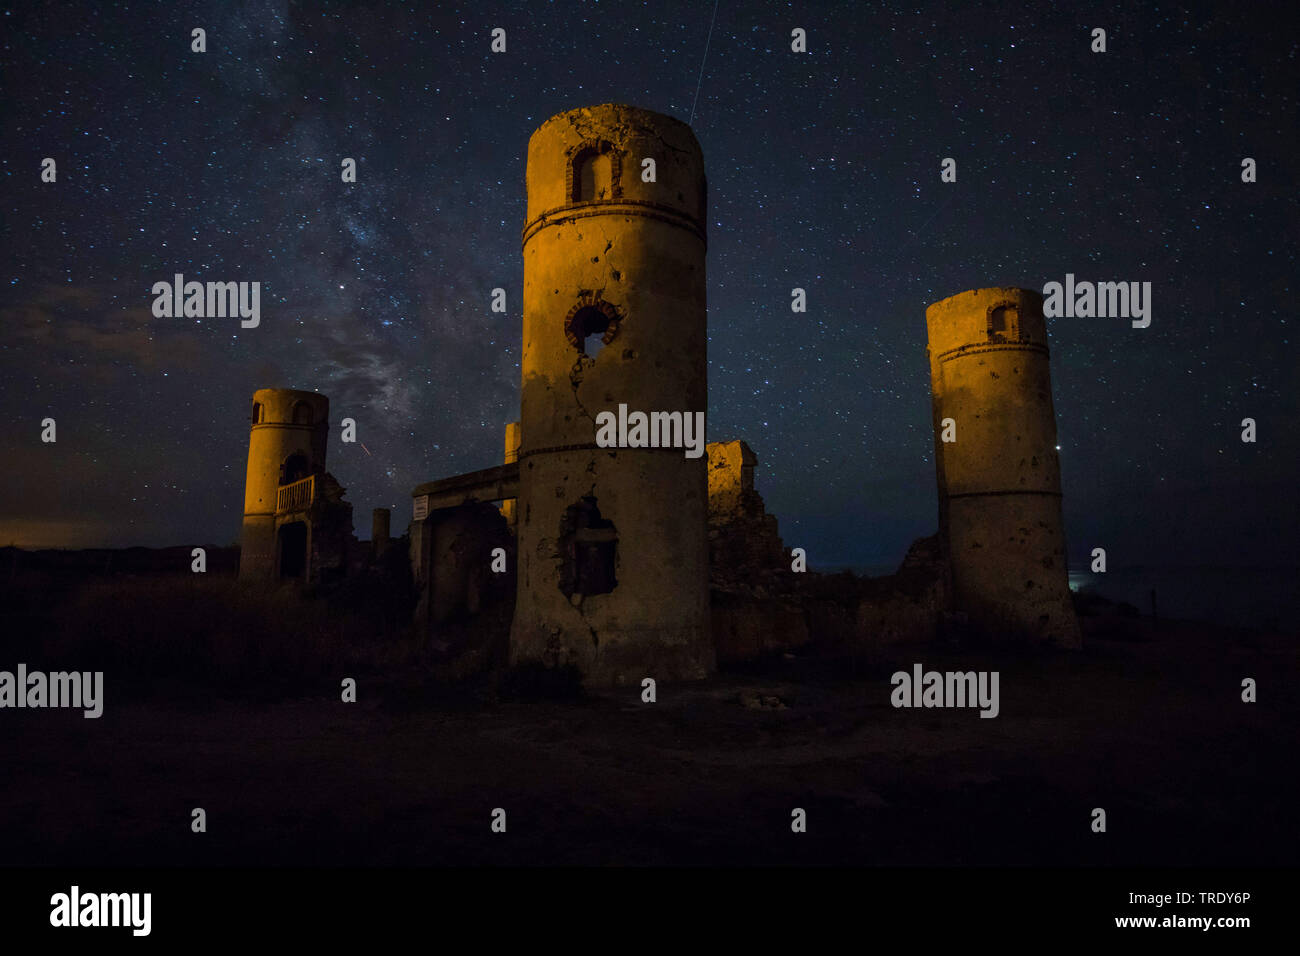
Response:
2,616,1295,867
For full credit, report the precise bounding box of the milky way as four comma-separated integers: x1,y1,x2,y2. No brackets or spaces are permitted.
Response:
2,1,1295,571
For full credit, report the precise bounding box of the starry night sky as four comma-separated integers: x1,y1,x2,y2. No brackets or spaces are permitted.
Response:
2,1,1296,575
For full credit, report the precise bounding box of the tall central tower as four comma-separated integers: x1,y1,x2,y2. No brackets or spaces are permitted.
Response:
510,103,714,686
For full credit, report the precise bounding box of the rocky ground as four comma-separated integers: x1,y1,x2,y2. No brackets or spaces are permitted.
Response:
3,613,1294,866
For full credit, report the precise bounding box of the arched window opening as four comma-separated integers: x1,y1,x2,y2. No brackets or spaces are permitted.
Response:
575,151,611,201
251,401,263,424
282,452,310,485
292,401,314,425
988,305,1019,342
570,141,620,202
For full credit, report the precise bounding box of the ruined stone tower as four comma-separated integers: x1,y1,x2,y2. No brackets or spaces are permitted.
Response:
510,103,714,685
239,388,330,581
925,288,1081,647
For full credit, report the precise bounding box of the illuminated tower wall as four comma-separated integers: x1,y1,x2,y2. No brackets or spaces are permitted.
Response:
239,388,330,581
510,103,714,685
925,288,1081,647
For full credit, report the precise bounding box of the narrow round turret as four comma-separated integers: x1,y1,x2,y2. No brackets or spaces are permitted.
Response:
239,388,329,580
925,288,1080,647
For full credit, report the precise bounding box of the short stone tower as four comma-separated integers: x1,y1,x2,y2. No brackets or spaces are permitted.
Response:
510,103,715,685
239,388,330,581
925,288,1081,648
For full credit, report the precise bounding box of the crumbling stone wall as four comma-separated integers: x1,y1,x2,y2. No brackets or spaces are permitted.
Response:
308,471,354,585
706,440,806,661
706,440,786,586
412,501,516,672
706,440,950,663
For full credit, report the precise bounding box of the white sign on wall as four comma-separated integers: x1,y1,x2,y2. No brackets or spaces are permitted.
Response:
413,495,429,521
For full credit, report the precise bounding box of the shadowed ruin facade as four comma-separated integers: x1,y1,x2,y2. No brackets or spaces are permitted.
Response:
926,288,1081,647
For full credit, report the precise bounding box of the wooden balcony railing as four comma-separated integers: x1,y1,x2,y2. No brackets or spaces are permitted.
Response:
276,474,316,514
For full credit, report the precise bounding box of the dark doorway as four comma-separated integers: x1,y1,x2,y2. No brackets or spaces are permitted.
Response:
278,522,308,579
282,452,310,485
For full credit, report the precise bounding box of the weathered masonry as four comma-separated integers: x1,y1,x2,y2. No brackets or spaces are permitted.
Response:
925,288,1081,647
507,103,714,685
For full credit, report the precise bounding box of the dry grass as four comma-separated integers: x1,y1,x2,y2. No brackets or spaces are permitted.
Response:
25,574,422,699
